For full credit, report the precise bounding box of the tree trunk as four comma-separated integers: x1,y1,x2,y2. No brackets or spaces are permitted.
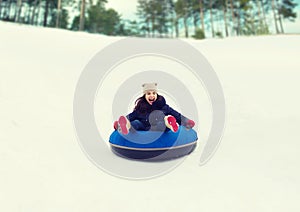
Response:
236,1,244,36
147,20,150,37
183,15,189,38
56,0,61,28
35,0,42,25
26,5,32,23
271,0,280,34
14,0,22,22
0,0,3,19
275,0,284,33
209,0,215,37
223,0,229,37
14,0,20,21
175,18,179,38
278,14,284,33
251,8,256,35
237,9,241,35
199,0,205,34
193,12,197,35
6,0,13,20
30,0,37,25
259,0,269,31
43,0,50,26
255,0,264,32
79,0,85,31
170,12,175,38
229,0,236,35
151,16,155,37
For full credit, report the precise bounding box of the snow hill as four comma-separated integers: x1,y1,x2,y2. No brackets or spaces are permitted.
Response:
1,21,300,211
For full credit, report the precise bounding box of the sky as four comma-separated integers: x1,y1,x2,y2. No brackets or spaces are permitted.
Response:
106,0,138,20
106,0,300,34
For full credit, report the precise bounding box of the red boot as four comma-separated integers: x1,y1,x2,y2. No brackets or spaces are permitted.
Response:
164,115,179,132
118,116,131,135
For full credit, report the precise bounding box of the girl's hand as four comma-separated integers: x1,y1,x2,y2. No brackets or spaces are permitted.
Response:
185,120,195,129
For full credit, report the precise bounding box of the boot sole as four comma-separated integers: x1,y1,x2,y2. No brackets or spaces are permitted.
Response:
165,116,179,132
118,116,130,135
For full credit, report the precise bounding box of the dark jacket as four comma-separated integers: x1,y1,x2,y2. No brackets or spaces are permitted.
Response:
127,95,188,130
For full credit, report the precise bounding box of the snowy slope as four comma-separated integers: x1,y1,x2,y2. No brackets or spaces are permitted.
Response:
1,21,300,211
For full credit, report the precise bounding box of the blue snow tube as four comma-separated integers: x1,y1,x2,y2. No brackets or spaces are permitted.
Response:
109,126,198,161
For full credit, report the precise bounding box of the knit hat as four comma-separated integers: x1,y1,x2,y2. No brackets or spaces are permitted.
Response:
142,83,157,93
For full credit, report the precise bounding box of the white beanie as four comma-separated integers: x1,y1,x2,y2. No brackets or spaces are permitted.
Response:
142,83,157,93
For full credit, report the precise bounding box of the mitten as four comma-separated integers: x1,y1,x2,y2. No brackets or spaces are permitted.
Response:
185,119,195,129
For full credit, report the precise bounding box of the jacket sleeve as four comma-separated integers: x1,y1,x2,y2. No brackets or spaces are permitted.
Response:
126,111,137,122
162,104,190,125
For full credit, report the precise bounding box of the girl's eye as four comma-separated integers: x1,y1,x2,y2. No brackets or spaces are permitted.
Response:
146,92,156,95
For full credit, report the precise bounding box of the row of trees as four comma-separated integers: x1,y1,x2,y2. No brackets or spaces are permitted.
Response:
0,0,125,35
136,0,298,38
0,0,298,38
0,0,70,28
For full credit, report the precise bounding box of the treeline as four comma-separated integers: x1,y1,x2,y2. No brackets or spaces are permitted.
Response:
0,0,297,38
0,0,125,35
136,0,298,38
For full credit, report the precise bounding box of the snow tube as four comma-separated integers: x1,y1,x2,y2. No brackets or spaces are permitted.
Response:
109,126,198,161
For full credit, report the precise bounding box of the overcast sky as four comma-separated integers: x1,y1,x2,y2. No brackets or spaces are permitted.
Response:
106,0,300,34
106,0,138,20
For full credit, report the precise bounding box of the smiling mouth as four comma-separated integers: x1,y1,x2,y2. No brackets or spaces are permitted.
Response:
148,99,155,104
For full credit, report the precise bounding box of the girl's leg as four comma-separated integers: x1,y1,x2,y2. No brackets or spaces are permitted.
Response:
130,120,147,131
151,120,169,132
148,110,179,132
149,110,167,131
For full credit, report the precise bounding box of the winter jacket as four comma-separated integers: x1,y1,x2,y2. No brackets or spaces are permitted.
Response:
126,95,189,130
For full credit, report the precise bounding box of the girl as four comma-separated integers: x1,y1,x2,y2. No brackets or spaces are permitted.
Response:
113,83,195,135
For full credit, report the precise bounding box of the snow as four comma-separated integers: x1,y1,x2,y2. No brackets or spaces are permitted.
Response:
1,20,300,211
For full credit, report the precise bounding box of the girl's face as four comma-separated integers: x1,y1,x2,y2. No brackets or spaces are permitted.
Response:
145,90,157,105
